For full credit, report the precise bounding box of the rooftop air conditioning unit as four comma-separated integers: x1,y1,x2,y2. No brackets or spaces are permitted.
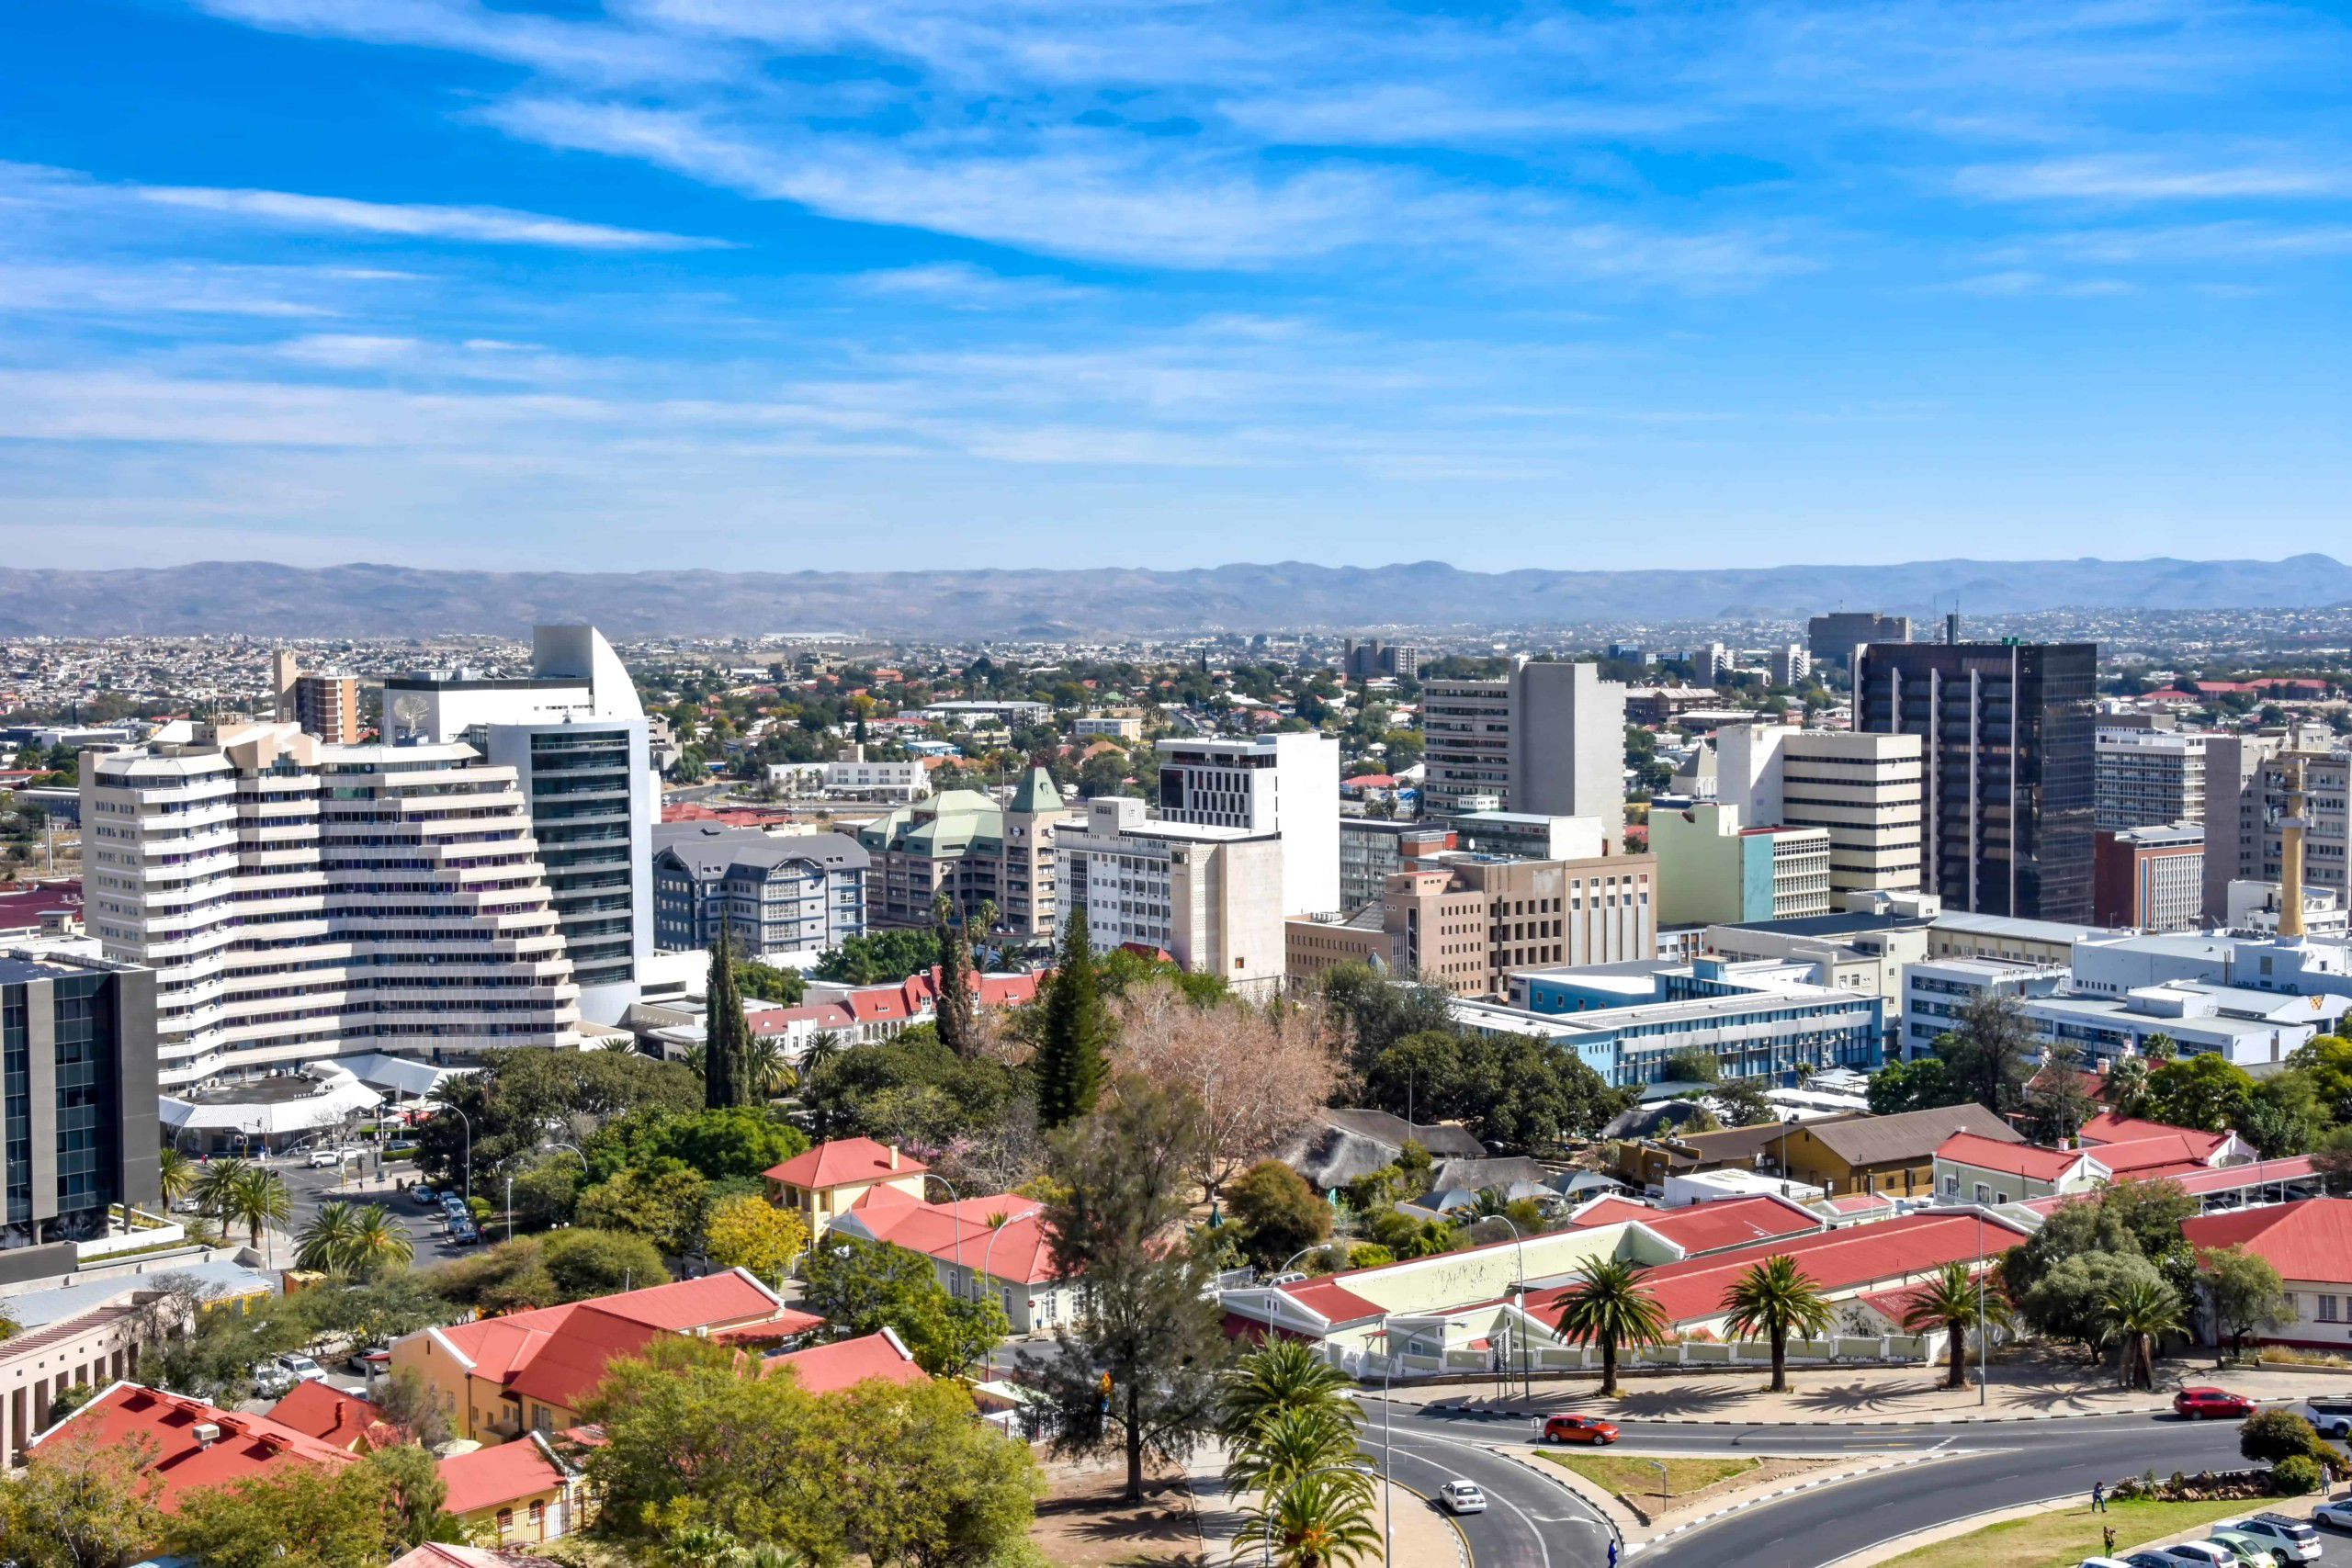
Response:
192,1422,221,1446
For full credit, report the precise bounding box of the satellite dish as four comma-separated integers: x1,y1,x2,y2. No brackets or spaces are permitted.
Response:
390,694,429,742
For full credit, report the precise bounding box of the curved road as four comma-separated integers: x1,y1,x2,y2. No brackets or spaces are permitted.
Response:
1367,1402,2281,1567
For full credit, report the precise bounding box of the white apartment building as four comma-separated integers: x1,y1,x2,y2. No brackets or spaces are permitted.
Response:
83,721,579,1090
1421,660,1626,837
1056,797,1285,997
918,700,1050,730
383,626,652,1024
2097,728,2207,832
1716,725,1924,897
1769,644,1810,687
1153,732,1339,918
1073,712,1144,741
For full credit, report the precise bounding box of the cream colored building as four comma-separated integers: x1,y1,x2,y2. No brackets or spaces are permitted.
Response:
1717,725,1924,897
82,720,579,1089
1056,796,1285,996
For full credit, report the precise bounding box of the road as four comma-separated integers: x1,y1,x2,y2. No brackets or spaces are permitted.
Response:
265,1154,482,1271
1367,1402,2291,1568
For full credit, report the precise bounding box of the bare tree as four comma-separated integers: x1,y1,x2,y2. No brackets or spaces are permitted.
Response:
1114,978,1340,1205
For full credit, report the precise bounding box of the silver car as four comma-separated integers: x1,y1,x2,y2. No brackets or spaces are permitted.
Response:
1437,1481,1486,1515
2230,1516,2319,1562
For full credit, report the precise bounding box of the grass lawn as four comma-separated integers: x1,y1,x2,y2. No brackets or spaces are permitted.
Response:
1535,1451,1758,1501
1879,1496,2265,1568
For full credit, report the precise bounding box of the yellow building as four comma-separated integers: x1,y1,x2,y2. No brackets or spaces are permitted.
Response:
1774,1104,2021,1198
438,1433,582,1545
763,1137,931,1235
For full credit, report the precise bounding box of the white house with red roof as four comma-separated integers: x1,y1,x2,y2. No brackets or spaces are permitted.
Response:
1933,1131,2109,1204
829,1180,1081,1333
763,1135,932,1236
2183,1198,2352,1350
27,1382,359,1512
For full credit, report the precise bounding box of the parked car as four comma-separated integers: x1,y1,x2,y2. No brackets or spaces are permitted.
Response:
2174,1387,2258,1419
170,1195,201,1214
2157,1544,2241,1567
384,1140,419,1155
1542,1415,1620,1446
275,1352,327,1383
251,1362,295,1398
2304,1400,2352,1438
2311,1496,2352,1532
447,1219,481,1246
2204,1531,2280,1568
411,1186,440,1207
1437,1481,1486,1515
347,1347,392,1378
2229,1515,2320,1562
2078,1558,2135,1568
2125,1557,2184,1568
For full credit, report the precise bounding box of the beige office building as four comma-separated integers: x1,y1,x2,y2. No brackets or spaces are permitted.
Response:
1057,797,1286,997
1716,725,1923,897
858,770,1072,939
269,651,364,745
1420,660,1626,838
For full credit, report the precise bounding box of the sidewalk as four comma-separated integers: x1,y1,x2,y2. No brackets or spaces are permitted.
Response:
1384,1355,2352,1426
1187,1440,1465,1568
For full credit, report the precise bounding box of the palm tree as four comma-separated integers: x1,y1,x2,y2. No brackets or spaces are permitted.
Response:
801,1030,845,1077
193,1157,250,1229
225,1165,292,1256
295,1201,360,1272
156,1147,196,1211
1218,1339,1361,1443
1721,1254,1838,1394
1233,1468,1381,1568
1900,1261,2013,1391
1223,1405,1363,1498
745,1033,797,1100
345,1204,415,1276
1555,1258,1670,1398
2103,1275,2186,1392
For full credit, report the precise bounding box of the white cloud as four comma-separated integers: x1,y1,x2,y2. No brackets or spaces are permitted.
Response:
0,260,345,319
1956,154,2352,203
188,0,737,85
843,264,1099,309
130,183,729,250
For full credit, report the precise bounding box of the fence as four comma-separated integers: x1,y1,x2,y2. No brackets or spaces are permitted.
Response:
1341,1331,1943,1382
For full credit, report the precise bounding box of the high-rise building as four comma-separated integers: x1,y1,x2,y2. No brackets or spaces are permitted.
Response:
383,626,653,1022
1715,726,1924,897
0,951,159,1283
2201,733,2282,922
1690,642,1734,683
269,651,363,745
650,825,868,962
1649,802,1832,926
82,721,579,1089
2256,749,2350,918
1769,644,1811,688
1342,639,1420,681
857,770,1070,939
1337,819,1455,913
1807,612,1912,665
1421,660,1626,837
2093,824,2204,931
1854,641,2097,922
1154,733,1340,917
2096,727,2208,832
1056,797,1285,997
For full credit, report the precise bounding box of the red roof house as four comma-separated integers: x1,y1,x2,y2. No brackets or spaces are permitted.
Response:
28,1383,355,1511
266,1380,402,1451
763,1328,929,1395
2182,1199,2352,1348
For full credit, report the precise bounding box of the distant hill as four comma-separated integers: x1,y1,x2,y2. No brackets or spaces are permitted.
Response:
0,554,2343,638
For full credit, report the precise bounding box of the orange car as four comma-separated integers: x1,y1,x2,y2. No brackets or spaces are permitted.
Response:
1543,1415,1620,1446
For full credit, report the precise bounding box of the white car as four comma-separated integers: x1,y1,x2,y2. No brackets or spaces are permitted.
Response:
1437,1481,1486,1515
2313,1496,2352,1532
276,1352,327,1383
2157,1546,2235,1568
306,1146,346,1168
2306,1404,2352,1438
2079,1558,2137,1568
2230,1515,2321,1562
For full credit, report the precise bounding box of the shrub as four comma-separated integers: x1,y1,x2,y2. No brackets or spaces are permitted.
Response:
2240,1409,2324,1467
2275,1455,2324,1495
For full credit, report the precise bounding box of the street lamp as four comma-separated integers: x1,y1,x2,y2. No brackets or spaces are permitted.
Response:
1273,1244,1328,1281
922,1174,966,1294
1376,1314,1397,1568
435,1105,472,1201
1487,1213,1530,1399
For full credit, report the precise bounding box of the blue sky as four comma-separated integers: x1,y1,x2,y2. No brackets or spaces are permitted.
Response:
3,1,2347,574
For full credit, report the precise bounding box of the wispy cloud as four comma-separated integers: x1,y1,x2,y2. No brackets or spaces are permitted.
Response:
1956,154,2352,203
130,183,729,250
842,264,1100,310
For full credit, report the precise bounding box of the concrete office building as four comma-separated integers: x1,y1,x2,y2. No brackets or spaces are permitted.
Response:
2093,824,2204,931
1452,812,1607,863
269,652,363,746
858,771,1070,939
1154,733,1339,918
1511,955,1885,1088
1290,851,1658,998
1808,613,1911,666
1769,644,1811,688
1056,797,1284,997
82,721,578,1089
1896,957,2066,1060
1651,803,1832,926
2202,734,2281,922
1855,641,2097,923
1421,660,1626,837
2256,750,2350,920
1343,639,1420,681
384,626,653,1023
1716,725,1925,897
2097,728,2208,832
651,825,867,964
1338,819,1454,912
0,952,160,1282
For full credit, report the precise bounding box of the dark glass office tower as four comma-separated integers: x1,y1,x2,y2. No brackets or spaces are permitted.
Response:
1855,642,2097,922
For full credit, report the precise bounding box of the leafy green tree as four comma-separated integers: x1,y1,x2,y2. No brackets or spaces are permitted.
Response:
934,895,981,1061
2021,1041,2098,1145
1318,964,1456,1077
507,1154,583,1228
814,930,943,986
419,1047,701,1190
164,1447,461,1568
1720,1255,1837,1393
1901,1261,2011,1391
1937,992,2036,1118
1035,913,1111,1129
591,1105,810,1184
0,1429,166,1568
2199,1244,2294,1364
803,1031,1022,1150
704,1193,810,1284
731,957,807,1006
798,1234,1007,1376
1554,1258,1669,1398
2003,1178,2198,1298
1711,1078,1776,1129
2235,1070,2322,1159
1023,1078,1230,1502
2289,1034,2352,1122
430,1229,669,1311
2144,1053,2256,1134
576,1160,713,1257
1364,1209,1462,1259
1867,1055,1961,1115
1363,1031,1624,1154
1225,1160,1332,1273
2019,1250,2168,1366
1661,1047,1722,1085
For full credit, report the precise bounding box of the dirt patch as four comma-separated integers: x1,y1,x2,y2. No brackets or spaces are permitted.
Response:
1030,1452,1205,1568
1541,1451,1838,1527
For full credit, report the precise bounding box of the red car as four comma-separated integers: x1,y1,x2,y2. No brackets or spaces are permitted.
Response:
1544,1415,1620,1446
2174,1387,2257,1420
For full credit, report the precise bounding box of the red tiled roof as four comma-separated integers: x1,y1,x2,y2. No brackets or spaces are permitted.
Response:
2080,1113,2226,1158
31,1383,355,1511
2086,1134,2222,1176
764,1136,926,1189
265,1381,398,1450
1276,1276,1387,1328
1614,1196,1821,1255
2170,1156,2317,1196
1533,1213,2029,1327
1937,1132,2092,1182
503,1306,667,1411
431,1271,787,1411
764,1329,928,1394
2183,1198,2352,1285
708,1306,824,1343
438,1438,566,1517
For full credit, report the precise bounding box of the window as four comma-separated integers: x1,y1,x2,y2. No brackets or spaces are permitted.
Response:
497,1509,514,1537
1973,1183,1989,1204
2322,1296,2340,1324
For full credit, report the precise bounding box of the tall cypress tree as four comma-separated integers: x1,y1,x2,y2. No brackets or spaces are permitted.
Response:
933,895,978,1061
705,919,752,1110
1036,912,1111,1128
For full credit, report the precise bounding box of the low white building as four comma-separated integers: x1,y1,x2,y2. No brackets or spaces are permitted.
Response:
2020,980,2352,1067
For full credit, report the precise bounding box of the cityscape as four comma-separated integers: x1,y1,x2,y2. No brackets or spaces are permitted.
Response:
6,4,2352,1568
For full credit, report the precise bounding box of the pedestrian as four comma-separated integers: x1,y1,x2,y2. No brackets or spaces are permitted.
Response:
2090,1481,2107,1514
1607,1541,1619,1568
2105,1525,2118,1556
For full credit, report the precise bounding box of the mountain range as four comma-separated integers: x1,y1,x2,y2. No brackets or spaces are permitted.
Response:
0,555,2345,639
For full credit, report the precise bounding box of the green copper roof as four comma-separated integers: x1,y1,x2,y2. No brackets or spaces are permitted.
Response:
1007,766,1064,814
